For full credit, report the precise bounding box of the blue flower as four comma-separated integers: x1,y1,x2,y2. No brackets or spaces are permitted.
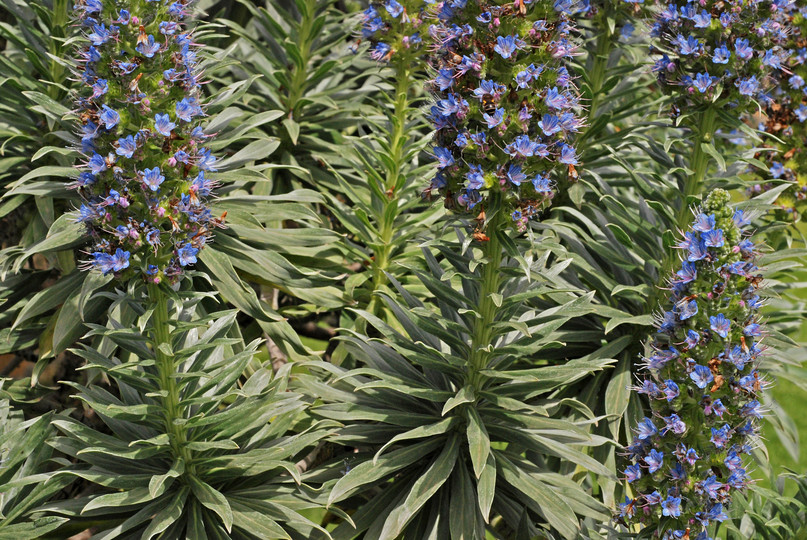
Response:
434,147,455,169
736,75,759,96
504,135,541,158
142,167,165,192
466,165,484,190
662,496,682,518
506,164,527,186
702,229,724,247
136,34,161,57
734,38,753,59
690,365,714,389
636,417,657,440
88,23,112,45
693,72,716,93
177,244,199,266
663,380,680,401
692,10,711,28
88,153,107,174
712,45,730,64
493,35,521,59
115,135,136,158
482,108,504,128
537,114,561,136
385,0,403,17
175,98,200,122
710,313,731,338
770,161,785,178
91,78,108,98
99,105,120,129
678,299,698,320
685,329,700,348
710,424,730,448
153,113,176,137
558,144,577,165
676,34,701,55
624,464,642,483
645,449,664,473
676,261,697,284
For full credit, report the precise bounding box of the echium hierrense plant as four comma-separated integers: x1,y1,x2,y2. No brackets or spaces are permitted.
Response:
73,0,221,283
617,189,767,540
651,0,783,108
423,0,583,232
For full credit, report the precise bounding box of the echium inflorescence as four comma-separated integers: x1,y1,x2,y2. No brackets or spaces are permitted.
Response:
618,189,767,540
361,0,431,61
72,0,221,283
747,1,807,222
423,0,583,232
651,0,785,108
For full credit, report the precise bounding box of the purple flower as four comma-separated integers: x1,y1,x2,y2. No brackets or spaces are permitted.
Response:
702,229,724,247
662,413,686,435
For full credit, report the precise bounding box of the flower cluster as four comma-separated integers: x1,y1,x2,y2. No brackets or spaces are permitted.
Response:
651,0,785,108
72,0,222,283
618,189,767,539
361,0,431,61
422,0,583,232
746,3,807,222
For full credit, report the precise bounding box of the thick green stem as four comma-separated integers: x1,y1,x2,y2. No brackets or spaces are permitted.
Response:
468,202,503,389
148,285,194,475
586,19,613,124
286,0,316,118
366,60,411,318
677,106,717,229
652,107,719,309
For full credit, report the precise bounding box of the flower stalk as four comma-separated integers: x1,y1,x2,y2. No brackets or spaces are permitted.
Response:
468,198,503,389
149,284,194,475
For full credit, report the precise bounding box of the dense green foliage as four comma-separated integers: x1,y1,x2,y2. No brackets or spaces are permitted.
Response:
0,0,806,539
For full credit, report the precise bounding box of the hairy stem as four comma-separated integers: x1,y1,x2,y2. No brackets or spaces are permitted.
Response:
149,285,195,475
468,198,503,389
